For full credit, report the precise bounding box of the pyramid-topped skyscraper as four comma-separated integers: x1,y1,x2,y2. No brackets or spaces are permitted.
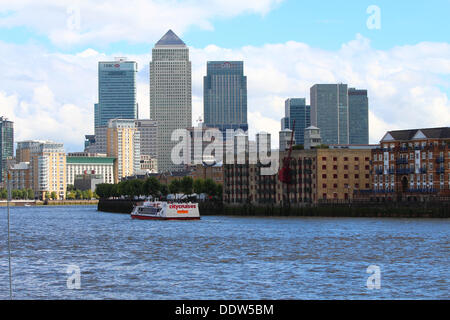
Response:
155,29,186,46
150,30,192,172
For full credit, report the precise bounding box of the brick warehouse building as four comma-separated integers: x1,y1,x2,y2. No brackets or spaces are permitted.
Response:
370,127,450,200
224,148,372,205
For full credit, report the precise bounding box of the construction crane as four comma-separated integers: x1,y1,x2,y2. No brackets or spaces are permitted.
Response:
278,120,295,204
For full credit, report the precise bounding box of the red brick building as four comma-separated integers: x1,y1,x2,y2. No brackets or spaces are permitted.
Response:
371,127,450,200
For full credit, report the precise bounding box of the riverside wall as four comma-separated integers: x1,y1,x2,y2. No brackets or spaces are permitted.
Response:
97,199,449,218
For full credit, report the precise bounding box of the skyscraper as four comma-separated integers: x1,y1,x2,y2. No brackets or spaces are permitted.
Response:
0,117,14,186
282,98,311,146
204,61,248,135
310,84,349,145
150,30,192,172
95,58,138,153
348,88,369,144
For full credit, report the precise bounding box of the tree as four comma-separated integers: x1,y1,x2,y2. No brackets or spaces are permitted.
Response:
180,176,193,196
143,177,160,198
66,191,76,200
27,189,34,200
160,184,169,197
169,179,181,197
50,191,57,200
95,184,111,199
193,178,204,195
67,184,75,192
0,189,7,199
215,183,223,199
203,179,216,196
75,189,82,200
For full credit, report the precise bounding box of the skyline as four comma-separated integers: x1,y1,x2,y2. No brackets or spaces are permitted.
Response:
0,0,449,152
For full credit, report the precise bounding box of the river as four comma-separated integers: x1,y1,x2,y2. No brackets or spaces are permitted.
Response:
0,205,448,299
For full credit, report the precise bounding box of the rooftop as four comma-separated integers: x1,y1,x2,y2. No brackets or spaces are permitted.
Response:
155,29,186,47
382,127,450,141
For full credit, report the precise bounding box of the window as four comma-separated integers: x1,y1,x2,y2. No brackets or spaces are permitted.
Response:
333,165,338,170
344,165,349,170
322,165,327,170
354,157,359,161
322,174,327,179
344,174,349,179
355,174,359,179
344,157,348,161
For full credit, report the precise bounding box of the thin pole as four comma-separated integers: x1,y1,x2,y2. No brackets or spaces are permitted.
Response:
7,171,12,299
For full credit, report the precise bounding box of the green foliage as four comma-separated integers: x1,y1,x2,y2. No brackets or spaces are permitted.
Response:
203,179,216,196
143,177,161,198
169,179,181,195
292,144,304,150
180,176,194,196
193,178,204,195
67,184,75,192
50,191,57,200
66,191,76,200
27,189,34,200
160,184,169,197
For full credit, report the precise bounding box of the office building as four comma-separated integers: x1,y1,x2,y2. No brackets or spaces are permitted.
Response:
204,61,248,135
310,84,349,145
135,119,158,170
95,58,138,153
66,153,115,186
348,88,369,145
282,98,311,146
107,119,141,183
0,117,14,186
150,30,192,172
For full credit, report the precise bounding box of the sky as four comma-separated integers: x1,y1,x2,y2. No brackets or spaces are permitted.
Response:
0,0,449,152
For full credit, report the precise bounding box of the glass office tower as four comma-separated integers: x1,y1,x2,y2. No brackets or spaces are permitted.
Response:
282,98,311,146
150,30,192,172
310,84,349,145
94,58,138,153
204,61,248,136
348,88,369,144
0,117,14,185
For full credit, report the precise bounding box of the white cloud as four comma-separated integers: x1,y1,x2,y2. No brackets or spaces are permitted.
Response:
0,0,282,47
0,34,449,152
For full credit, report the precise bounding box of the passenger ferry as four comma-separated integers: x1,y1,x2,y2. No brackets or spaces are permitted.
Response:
131,201,200,220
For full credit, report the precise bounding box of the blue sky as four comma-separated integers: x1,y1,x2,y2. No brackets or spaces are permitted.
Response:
0,0,449,53
0,0,449,151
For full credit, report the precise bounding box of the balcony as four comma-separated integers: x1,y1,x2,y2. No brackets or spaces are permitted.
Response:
436,167,446,174
396,168,412,175
396,158,409,165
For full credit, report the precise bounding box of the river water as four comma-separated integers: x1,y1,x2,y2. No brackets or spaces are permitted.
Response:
0,205,448,299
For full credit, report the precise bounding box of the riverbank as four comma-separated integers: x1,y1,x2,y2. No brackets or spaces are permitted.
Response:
97,199,449,218
0,199,99,206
